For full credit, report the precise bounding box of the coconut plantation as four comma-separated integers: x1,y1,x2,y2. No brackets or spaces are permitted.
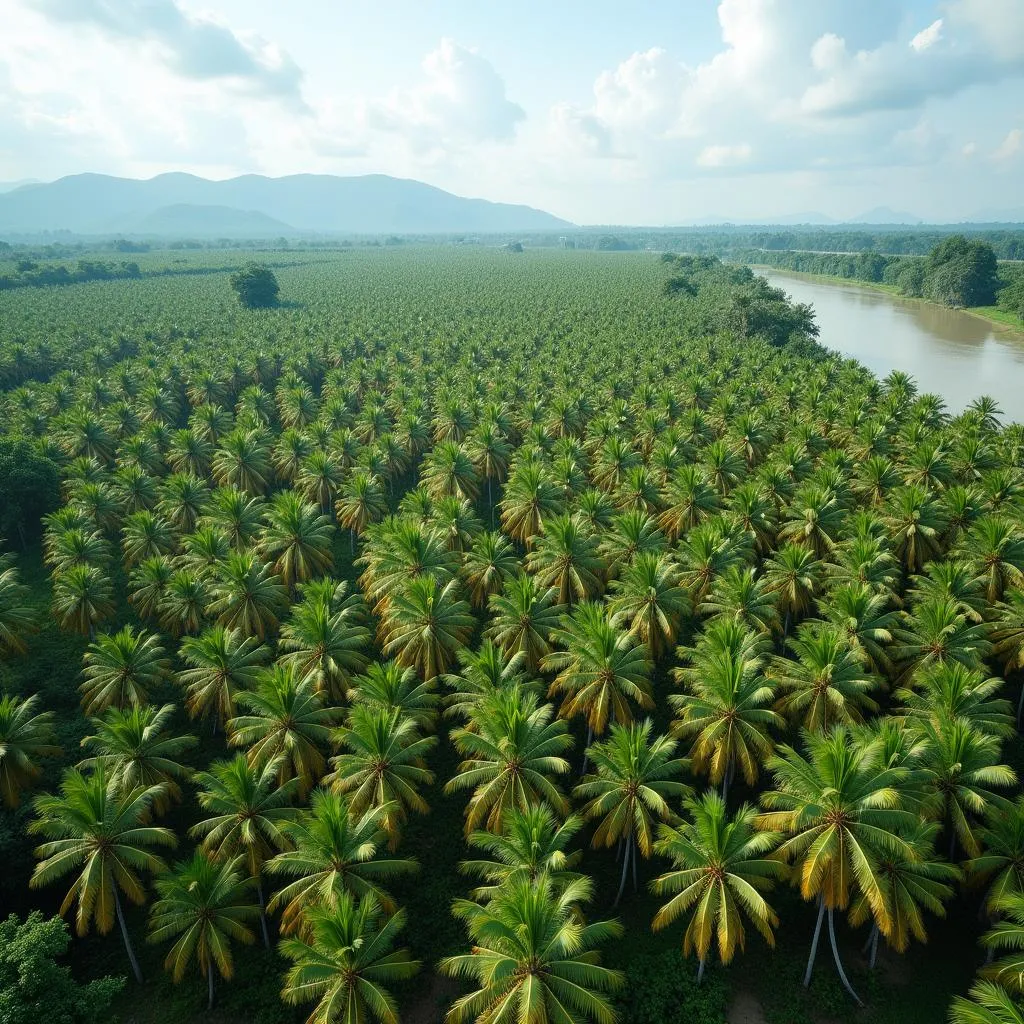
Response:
1,243,1024,1024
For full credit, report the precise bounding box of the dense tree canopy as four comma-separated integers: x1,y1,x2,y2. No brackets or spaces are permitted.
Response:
1,245,1024,1023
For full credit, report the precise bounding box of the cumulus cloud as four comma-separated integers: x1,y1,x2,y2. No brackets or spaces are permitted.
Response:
30,0,304,100
366,38,524,151
910,19,943,52
543,0,1024,184
993,128,1023,161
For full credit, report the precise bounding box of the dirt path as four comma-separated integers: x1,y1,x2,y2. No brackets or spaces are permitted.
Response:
403,975,461,1024
728,990,768,1024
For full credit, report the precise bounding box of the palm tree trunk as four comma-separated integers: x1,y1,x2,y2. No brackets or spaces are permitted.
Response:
803,896,826,988
869,925,880,970
614,836,631,907
114,887,143,984
256,876,271,950
721,756,735,803
632,834,639,893
1016,683,1024,728
697,957,706,985
208,959,215,1011
580,725,593,776
828,907,863,1006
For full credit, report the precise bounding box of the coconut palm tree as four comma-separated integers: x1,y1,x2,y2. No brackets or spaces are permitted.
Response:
461,529,518,609
820,583,899,677
499,460,563,544
280,894,419,1024
459,805,584,901
278,580,372,702
893,598,991,680
0,554,38,654
965,516,1024,604
259,490,335,589
445,685,572,835
79,703,195,815
467,420,511,519
598,510,667,580
772,623,882,733
485,572,563,672
148,852,259,1009
0,692,60,807
297,450,344,516
677,519,749,608
326,705,436,848
207,551,287,640
575,720,690,905
212,428,271,495
201,487,265,551
847,819,959,969
178,625,270,732
990,588,1024,679
779,483,845,558
608,550,689,660
80,626,171,716
441,874,624,1024
701,566,778,635
982,893,1024,995
190,754,299,948
763,543,825,636
351,659,441,729
266,790,417,933
421,440,480,502
545,602,654,738
671,619,780,799
52,564,115,636
379,574,474,682
121,510,176,569
967,798,1024,914
357,519,459,615
335,469,387,553
442,642,537,727
525,513,604,607
760,727,917,1003
915,715,1016,859
651,793,784,982
897,663,1014,738
950,981,1024,1024
158,568,209,637
884,485,948,574
29,767,176,982
228,664,341,797
658,464,721,541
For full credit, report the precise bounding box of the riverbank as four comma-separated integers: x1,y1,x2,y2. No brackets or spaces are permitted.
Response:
749,265,1024,336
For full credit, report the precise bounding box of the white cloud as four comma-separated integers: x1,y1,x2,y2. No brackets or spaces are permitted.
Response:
697,143,752,167
366,38,523,151
962,141,977,156
30,0,304,101
910,19,943,52
993,128,1022,161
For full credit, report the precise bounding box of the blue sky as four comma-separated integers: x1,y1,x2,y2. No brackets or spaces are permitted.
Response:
1,0,1022,223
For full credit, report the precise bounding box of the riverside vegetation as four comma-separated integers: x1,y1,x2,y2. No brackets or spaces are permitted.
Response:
2,246,1024,1024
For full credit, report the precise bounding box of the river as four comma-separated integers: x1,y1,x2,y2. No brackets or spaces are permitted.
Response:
758,270,1024,422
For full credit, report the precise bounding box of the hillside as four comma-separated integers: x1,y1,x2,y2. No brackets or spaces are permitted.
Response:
0,172,572,236
129,203,295,237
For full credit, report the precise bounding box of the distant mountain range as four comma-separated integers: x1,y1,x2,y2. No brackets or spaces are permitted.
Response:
0,173,571,236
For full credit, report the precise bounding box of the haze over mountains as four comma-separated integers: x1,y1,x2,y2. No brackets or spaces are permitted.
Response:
1,173,1021,238
0,173,572,236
